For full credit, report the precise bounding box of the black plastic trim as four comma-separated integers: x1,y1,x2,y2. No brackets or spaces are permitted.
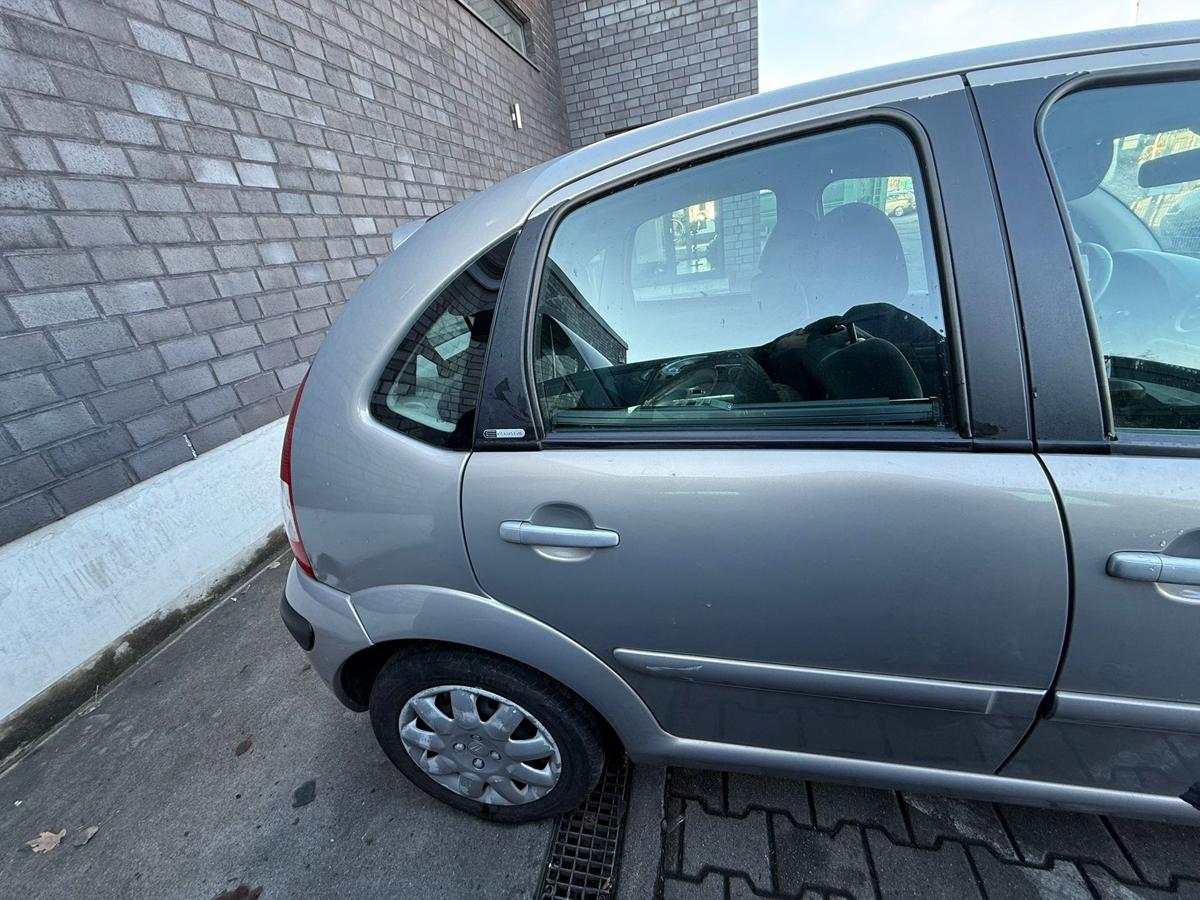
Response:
970,76,1109,447
1109,431,1200,458
896,88,1034,446
280,590,314,652
541,428,970,451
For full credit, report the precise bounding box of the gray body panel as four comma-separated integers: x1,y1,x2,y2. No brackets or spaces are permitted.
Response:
461,449,1068,772
288,559,1200,823
1002,455,1200,796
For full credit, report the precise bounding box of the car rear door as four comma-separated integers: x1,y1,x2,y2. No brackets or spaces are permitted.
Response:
972,46,1200,798
462,79,1070,774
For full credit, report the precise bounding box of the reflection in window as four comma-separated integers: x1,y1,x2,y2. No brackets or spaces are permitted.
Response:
1105,129,1200,255
1045,80,1200,431
532,124,953,434
631,191,777,303
459,0,528,57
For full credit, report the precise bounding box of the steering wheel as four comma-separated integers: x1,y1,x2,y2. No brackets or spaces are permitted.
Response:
1079,241,1113,305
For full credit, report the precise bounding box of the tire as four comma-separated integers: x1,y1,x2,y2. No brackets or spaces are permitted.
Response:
369,648,606,823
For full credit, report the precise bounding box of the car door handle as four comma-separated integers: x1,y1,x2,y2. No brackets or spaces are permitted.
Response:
1107,551,1200,585
498,521,619,549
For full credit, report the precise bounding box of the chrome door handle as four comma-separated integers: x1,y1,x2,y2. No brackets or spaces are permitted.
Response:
1107,551,1200,585
498,521,619,549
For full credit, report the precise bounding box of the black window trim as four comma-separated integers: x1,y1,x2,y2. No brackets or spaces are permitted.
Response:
497,106,974,452
1035,62,1200,459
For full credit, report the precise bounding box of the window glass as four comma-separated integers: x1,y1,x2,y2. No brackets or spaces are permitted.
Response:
460,0,527,56
630,191,777,302
1044,80,1200,431
822,175,927,293
532,123,952,433
370,234,515,448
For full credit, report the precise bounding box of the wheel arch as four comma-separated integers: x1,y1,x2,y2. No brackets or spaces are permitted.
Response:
345,583,664,755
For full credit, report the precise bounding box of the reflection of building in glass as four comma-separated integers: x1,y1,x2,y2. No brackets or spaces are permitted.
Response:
1109,129,1200,254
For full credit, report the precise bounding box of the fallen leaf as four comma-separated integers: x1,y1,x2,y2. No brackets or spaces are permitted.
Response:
235,738,253,757
74,826,99,848
27,829,66,853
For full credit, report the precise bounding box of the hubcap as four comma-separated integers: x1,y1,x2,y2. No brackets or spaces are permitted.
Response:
397,685,562,806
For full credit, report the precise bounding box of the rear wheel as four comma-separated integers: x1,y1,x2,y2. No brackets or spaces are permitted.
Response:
369,648,606,823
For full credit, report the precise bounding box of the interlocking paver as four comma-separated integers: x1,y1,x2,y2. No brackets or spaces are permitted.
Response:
1085,866,1200,899
1107,815,1200,887
659,768,1200,899
728,773,812,823
681,805,773,892
968,844,1091,899
866,829,981,900
663,794,686,877
812,781,910,843
774,815,877,899
998,805,1139,880
673,767,725,814
904,794,1018,860
663,872,725,899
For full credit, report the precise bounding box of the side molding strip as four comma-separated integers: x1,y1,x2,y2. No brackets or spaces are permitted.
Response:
1051,691,1200,735
613,648,1044,717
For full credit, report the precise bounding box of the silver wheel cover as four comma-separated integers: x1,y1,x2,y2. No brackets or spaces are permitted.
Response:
398,684,562,806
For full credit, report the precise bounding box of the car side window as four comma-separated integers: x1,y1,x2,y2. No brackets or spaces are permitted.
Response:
531,123,954,433
370,234,516,448
1044,80,1200,432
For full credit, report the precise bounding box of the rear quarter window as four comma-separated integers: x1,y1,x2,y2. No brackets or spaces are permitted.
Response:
370,234,516,448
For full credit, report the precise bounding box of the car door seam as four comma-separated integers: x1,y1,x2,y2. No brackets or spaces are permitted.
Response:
992,451,1076,775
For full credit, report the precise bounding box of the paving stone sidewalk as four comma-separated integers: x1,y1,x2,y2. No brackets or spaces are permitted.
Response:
659,768,1200,899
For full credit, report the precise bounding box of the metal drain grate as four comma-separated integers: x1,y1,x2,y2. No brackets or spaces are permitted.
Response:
539,754,632,899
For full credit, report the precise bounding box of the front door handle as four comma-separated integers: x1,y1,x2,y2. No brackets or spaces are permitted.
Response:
1107,551,1200,585
499,521,619,549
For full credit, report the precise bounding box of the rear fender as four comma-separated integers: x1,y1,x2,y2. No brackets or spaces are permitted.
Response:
349,584,662,751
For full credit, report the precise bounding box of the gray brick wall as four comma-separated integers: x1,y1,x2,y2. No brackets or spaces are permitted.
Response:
0,0,573,545
550,0,757,148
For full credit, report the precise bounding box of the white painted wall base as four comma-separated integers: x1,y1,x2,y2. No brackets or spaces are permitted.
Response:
0,418,287,721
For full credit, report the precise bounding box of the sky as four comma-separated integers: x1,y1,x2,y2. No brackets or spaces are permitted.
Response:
758,0,1200,91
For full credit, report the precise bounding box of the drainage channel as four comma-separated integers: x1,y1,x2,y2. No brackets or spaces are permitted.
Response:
538,754,633,899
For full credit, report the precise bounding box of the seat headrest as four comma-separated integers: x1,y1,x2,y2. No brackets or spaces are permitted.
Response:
1048,136,1115,201
809,202,907,313
817,336,923,401
757,211,818,278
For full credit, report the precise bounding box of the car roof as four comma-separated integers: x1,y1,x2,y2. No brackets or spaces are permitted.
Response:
526,20,1200,203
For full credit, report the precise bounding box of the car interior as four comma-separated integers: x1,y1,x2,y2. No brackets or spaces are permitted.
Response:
533,122,954,432
1046,79,1200,430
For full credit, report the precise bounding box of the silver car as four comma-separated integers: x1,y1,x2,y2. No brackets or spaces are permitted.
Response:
280,24,1200,824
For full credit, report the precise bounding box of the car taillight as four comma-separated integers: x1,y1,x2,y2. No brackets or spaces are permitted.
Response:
280,373,316,580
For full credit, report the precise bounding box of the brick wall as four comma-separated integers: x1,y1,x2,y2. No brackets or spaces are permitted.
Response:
0,0,571,545
550,0,757,148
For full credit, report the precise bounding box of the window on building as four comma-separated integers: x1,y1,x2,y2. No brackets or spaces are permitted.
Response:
1044,79,1200,432
370,234,516,448
459,0,528,57
531,123,953,434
